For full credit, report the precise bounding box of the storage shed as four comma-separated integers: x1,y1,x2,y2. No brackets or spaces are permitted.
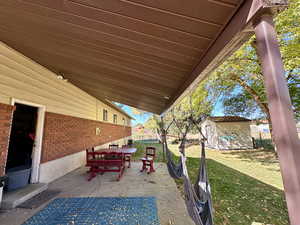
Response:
201,116,253,150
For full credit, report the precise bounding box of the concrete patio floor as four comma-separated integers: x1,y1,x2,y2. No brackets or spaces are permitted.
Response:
0,162,194,225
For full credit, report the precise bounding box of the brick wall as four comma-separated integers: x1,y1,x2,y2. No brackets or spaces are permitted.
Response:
42,112,132,163
0,103,13,176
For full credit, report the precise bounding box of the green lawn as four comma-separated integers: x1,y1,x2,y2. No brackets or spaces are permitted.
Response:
169,145,284,190
132,142,289,225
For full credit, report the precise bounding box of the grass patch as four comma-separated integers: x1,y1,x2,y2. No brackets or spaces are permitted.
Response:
175,156,288,225
170,145,288,225
169,145,283,190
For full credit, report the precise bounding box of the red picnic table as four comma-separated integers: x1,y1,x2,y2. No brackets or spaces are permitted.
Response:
86,147,137,181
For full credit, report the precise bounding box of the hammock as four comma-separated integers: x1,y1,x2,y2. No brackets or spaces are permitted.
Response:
161,117,214,225
165,138,183,179
163,122,190,179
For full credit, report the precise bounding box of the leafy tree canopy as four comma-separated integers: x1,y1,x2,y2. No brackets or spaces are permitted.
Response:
206,0,300,121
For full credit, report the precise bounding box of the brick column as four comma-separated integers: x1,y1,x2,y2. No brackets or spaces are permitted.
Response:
0,103,14,176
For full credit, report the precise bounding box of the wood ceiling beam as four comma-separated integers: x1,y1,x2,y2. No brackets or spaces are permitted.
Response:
208,0,238,8
122,0,240,26
70,80,166,109
77,85,163,114
50,69,172,103
1,42,177,97
119,0,223,27
62,69,174,99
0,0,249,114
58,67,175,98
0,26,186,81
65,0,213,45
0,21,197,71
0,33,182,90
27,0,210,51
0,23,192,71
1,0,214,48
0,2,203,60
23,0,224,36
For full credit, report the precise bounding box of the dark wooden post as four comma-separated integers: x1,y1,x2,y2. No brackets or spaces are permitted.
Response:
160,116,166,161
254,14,300,225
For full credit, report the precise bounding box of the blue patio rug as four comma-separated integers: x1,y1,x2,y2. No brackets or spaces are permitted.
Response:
22,197,160,225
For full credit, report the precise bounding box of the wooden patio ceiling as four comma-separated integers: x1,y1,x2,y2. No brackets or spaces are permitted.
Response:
0,0,277,114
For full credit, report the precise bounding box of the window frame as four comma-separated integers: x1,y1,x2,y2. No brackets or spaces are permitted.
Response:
113,114,117,124
103,109,108,121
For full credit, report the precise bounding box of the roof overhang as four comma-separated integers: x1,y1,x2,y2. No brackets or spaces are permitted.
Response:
164,0,288,114
0,0,287,114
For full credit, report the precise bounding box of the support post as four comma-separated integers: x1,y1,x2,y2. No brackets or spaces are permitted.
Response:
254,14,300,225
160,116,166,161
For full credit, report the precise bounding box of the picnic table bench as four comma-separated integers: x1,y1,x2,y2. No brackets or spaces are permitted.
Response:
86,147,137,181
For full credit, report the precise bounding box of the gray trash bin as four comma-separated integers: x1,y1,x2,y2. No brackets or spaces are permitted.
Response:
6,166,31,191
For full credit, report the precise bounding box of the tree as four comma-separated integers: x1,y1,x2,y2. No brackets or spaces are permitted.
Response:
206,0,300,145
144,79,214,137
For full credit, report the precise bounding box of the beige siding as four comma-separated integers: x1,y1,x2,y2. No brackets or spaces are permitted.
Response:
96,100,131,126
201,119,253,149
250,124,272,139
0,42,131,124
216,122,253,149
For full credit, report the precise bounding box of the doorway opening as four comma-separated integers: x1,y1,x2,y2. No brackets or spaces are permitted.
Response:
5,103,38,189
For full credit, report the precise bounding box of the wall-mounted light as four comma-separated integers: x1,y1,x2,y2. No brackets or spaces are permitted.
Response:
96,127,101,135
57,73,68,82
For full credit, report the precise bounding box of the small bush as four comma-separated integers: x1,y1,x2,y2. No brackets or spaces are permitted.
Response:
254,139,274,150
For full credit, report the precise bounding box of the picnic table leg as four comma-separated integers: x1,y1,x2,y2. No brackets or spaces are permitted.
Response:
117,165,125,181
87,167,97,181
86,167,92,173
127,156,131,168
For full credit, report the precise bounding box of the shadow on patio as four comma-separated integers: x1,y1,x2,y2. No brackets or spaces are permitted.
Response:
0,162,194,225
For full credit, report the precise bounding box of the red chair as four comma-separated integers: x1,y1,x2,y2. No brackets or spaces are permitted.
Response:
122,144,132,168
140,147,156,174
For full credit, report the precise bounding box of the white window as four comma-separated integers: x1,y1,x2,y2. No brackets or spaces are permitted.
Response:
103,109,108,121
113,114,117,124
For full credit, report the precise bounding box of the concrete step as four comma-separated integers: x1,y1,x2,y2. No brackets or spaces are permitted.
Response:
1,183,48,209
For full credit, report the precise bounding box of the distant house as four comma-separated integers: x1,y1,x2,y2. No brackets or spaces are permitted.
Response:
201,116,253,150
251,121,300,139
132,124,157,141
250,120,271,140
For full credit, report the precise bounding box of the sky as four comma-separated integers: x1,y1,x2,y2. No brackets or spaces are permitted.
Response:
114,82,265,126
116,100,225,126
114,104,151,126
